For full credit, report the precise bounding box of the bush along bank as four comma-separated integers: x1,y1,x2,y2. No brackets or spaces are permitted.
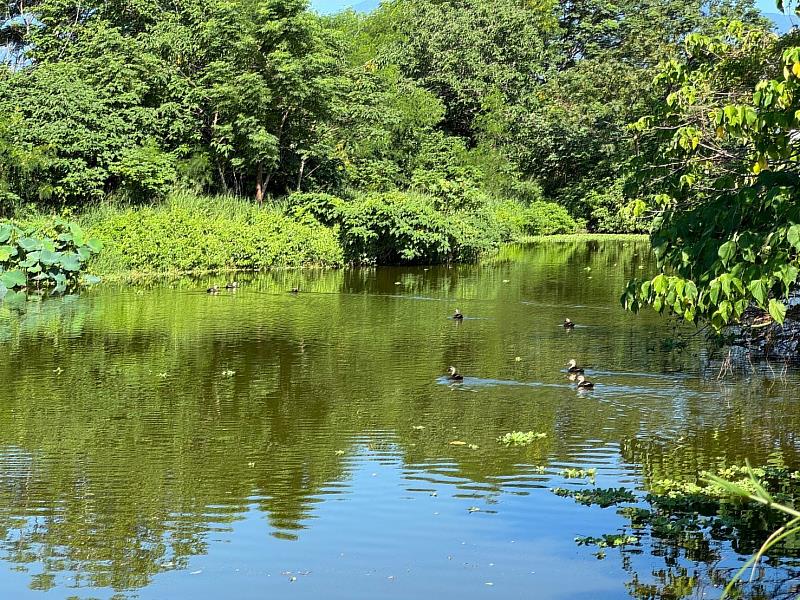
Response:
0,219,102,302
79,190,578,276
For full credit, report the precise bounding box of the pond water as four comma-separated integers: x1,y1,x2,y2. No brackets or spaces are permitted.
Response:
1,238,799,599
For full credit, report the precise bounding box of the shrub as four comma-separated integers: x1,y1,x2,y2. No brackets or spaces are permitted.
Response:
84,193,343,274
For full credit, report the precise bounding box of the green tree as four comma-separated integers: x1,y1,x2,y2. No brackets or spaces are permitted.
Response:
622,22,800,328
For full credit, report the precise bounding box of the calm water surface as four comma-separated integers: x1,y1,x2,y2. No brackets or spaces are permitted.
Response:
1,239,799,599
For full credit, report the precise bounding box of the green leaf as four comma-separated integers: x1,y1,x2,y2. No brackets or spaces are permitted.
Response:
0,223,13,243
768,299,787,324
748,279,767,306
39,250,61,266
718,241,736,266
59,253,82,271
85,238,104,253
0,270,26,289
788,225,800,250
0,245,15,262
17,237,41,252
69,222,86,246
81,274,102,285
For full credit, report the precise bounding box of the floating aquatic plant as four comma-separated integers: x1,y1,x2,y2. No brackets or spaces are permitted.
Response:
497,431,547,446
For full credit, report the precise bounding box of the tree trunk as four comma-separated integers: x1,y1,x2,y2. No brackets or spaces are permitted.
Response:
255,162,264,205
296,157,306,192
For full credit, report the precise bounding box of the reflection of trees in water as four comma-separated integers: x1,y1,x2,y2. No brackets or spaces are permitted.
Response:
0,241,796,594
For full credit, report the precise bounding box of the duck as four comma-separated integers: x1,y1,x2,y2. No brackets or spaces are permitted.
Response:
207,285,219,294
290,287,300,294
563,318,576,329
576,374,594,390
447,366,464,381
225,281,239,290
566,359,585,374
453,309,464,320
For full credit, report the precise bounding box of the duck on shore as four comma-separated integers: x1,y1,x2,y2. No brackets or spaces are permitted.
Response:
447,366,464,381
566,359,584,374
453,309,464,320
576,374,594,390
563,318,576,329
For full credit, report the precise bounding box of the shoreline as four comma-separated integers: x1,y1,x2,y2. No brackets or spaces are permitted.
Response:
89,233,653,283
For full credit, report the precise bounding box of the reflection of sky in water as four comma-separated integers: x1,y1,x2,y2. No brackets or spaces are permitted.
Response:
0,239,799,598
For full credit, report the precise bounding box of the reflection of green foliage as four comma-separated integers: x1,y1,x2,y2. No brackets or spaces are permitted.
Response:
563,465,800,598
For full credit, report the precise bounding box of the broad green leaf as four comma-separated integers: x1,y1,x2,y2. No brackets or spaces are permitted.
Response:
0,224,12,244
0,245,15,262
39,250,61,266
0,270,26,289
17,237,41,251
69,222,85,246
748,279,767,306
718,241,736,266
86,238,104,253
59,253,82,271
788,225,800,250
769,298,787,324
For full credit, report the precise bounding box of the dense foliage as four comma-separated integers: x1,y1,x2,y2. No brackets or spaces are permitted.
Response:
1,0,770,236
82,190,576,273
622,22,800,328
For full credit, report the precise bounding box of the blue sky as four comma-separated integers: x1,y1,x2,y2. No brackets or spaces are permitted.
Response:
310,0,786,14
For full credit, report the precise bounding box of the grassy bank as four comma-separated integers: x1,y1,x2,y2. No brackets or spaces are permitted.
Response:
56,191,579,277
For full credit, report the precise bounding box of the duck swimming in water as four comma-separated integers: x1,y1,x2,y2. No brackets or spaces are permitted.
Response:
225,281,239,290
447,366,464,381
290,287,300,294
563,318,576,329
566,359,584,374
453,309,464,320
576,374,594,390
207,285,219,294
